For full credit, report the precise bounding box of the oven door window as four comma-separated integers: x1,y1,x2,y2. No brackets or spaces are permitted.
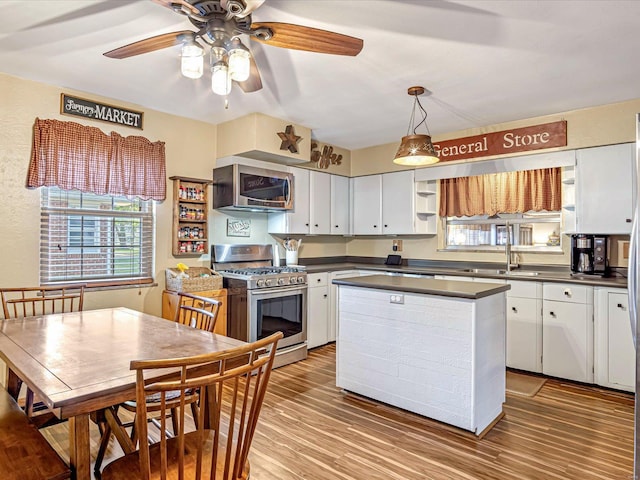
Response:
255,292,303,341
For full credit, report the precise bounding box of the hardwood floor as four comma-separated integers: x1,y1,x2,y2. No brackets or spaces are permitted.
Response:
41,343,634,479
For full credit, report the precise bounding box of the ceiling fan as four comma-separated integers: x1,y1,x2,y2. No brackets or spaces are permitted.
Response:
103,0,364,97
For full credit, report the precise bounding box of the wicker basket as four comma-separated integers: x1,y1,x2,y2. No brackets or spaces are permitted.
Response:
165,267,223,293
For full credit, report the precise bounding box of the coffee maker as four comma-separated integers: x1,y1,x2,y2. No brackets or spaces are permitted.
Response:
570,234,610,276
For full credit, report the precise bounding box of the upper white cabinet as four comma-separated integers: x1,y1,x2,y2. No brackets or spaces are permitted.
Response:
331,175,350,235
352,175,383,234
309,171,331,234
352,171,420,235
381,171,415,235
268,168,336,235
575,143,635,234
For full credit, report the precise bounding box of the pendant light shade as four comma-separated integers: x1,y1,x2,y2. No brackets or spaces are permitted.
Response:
394,134,439,166
393,86,440,166
228,39,251,82
211,61,231,96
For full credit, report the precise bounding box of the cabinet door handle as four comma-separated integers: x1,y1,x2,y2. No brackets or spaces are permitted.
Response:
511,307,517,313
627,218,632,223
384,224,388,228
335,225,339,228
549,311,556,317
305,223,309,227
317,278,322,283
323,294,328,298
618,303,626,310
373,225,377,228
314,224,319,227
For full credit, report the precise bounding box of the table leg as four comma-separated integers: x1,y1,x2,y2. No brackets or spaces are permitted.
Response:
69,414,91,480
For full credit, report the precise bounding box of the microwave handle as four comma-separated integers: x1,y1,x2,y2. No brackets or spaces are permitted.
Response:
285,175,292,206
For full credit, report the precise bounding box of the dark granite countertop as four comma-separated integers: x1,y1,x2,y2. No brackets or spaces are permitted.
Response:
301,261,628,288
332,274,511,299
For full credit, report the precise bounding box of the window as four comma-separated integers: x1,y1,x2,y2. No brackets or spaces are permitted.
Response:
40,187,154,285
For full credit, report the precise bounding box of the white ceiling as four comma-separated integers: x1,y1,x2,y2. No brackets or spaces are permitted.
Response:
1,0,638,150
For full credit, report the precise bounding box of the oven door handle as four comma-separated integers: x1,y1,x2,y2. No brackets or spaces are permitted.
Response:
249,286,307,296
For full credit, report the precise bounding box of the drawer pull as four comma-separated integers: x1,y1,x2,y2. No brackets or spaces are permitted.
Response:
317,278,322,283
563,289,572,297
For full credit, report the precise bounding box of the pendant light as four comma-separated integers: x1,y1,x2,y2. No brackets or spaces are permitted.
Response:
394,86,439,166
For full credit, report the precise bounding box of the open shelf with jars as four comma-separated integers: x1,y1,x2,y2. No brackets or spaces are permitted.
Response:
169,176,212,257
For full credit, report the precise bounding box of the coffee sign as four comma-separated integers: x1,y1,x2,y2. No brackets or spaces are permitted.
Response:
433,120,567,162
60,94,144,130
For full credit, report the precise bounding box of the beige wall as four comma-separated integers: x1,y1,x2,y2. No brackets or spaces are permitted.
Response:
0,72,216,316
345,98,640,266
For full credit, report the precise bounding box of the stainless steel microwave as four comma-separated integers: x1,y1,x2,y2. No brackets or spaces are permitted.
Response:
212,164,294,212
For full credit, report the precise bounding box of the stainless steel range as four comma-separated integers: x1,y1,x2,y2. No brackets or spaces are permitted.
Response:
212,244,307,368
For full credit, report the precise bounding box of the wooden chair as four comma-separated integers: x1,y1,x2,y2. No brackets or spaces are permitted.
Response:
0,284,85,427
94,292,222,473
101,332,283,480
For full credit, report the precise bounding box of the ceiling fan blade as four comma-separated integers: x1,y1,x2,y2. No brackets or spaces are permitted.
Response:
251,22,363,56
236,55,263,92
104,31,194,59
151,0,200,15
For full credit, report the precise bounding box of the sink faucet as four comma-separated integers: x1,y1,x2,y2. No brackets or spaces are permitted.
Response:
505,222,520,272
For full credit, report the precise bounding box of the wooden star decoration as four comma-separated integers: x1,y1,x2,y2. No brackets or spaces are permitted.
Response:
277,125,302,154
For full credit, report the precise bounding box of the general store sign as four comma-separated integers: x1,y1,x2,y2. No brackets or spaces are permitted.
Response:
60,93,144,130
433,120,566,162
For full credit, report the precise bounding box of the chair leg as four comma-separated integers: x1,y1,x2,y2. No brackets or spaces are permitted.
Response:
170,407,179,435
94,417,112,474
190,402,199,426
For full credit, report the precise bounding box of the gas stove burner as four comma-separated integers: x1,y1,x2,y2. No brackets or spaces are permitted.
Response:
220,266,305,276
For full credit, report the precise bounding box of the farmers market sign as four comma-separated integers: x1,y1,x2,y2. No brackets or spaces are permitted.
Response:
433,120,567,162
60,93,144,129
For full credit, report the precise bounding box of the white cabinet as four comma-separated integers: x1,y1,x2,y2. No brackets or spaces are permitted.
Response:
331,175,350,235
381,170,415,235
506,281,542,373
542,283,594,383
594,288,635,392
307,272,329,349
352,175,382,234
328,270,366,342
352,171,417,235
268,169,336,235
309,171,331,234
575,143,635,234
561,165,576,234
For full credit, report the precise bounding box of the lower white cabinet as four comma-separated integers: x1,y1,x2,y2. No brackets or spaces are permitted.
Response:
506,281,543,373
542,283,594,383
328,270,368,342
307,272,329,349
595,287,635,392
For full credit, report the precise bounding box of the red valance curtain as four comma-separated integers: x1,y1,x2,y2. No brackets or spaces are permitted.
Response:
27,118,166,201
439,167,561,217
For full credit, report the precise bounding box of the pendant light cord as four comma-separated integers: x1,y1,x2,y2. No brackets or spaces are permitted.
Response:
405,94,431,136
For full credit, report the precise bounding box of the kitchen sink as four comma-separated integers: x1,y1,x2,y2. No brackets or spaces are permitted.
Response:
460,268,507,275
459,268,540,276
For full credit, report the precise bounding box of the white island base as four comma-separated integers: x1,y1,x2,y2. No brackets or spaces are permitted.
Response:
336,280,507,436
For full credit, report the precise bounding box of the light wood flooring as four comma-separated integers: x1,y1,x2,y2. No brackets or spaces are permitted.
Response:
41,343,634,479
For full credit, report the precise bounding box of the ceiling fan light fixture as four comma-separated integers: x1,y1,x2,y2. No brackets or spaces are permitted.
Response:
228,40,251,82
180,41,204,79
211,61,232,96
393,86,440,166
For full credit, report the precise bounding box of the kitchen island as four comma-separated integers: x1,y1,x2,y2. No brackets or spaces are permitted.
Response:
333,275,510,437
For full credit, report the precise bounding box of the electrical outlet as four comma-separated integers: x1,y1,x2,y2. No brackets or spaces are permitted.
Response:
392,239,403,252
390,294,404,304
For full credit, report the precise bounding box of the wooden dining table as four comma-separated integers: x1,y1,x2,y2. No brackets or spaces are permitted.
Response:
0,307,245,480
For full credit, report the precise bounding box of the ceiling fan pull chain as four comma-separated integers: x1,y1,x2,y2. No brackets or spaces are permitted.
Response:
224,97,230,110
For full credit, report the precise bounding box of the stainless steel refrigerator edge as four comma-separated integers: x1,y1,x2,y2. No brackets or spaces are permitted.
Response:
631,113,640,479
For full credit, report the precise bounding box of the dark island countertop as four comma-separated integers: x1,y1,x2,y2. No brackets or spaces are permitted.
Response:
332,274,511,299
